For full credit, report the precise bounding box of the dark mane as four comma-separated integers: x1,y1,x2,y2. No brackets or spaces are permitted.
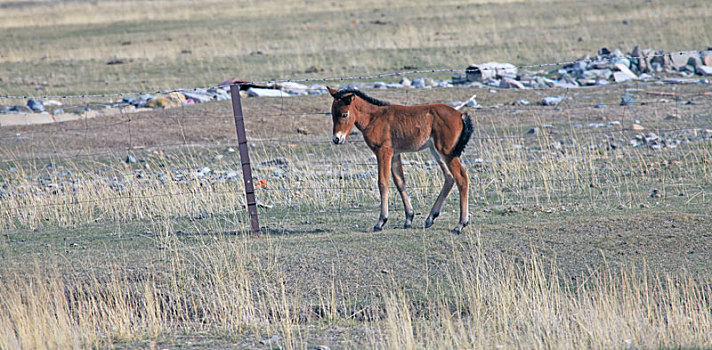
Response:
333,89,390,106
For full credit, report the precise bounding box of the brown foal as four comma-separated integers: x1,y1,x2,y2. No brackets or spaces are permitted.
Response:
327,87,473,234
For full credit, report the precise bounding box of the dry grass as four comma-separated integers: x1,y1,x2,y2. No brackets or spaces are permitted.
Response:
2,231,711,349
1,0,711,96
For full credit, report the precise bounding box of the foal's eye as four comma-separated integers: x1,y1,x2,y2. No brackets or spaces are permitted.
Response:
341,113,349,119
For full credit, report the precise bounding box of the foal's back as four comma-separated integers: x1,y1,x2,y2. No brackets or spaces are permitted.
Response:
375,103,465,154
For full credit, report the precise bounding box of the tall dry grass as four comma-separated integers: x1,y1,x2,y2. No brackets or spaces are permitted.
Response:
369,236,712,349
2,231,711,349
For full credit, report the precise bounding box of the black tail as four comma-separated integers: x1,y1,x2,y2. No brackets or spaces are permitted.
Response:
450,113,473,158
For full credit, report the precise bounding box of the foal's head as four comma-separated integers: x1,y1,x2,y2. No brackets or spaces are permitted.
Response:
327,87,357,145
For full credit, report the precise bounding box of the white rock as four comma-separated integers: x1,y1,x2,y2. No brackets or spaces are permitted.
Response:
466,62,517,82
613,72,634,82
614,63,638,79
696,65,712,76
246,88,291,97
499,77,525,89
279,82,309,93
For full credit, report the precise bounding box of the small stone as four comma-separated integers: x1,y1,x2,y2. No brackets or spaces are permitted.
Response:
631,123,645,131
399,77,411,87
620,93,636,106
687,56,703,68
27,99,44,112
542,95,565,106
696,65,712,76
246,88,290,97
212,154,224,162
613,72,634,82
259,335,281,345
297,127,309,135
527,127,540,135
702,52,712,66
183,89,213,103
593,104,607,108
615,63,638,79
125,154,137,163
412,78,427,88
650,189,662,198
500,77,525,89
225,147,235,153
669,51,700,68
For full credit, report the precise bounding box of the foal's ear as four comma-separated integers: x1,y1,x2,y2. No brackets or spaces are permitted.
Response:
327,86,339,97
343,93,355,104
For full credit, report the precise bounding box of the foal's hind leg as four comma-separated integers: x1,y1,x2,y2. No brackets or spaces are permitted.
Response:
391,154,414,229
425,146,454,228
445,156,470,234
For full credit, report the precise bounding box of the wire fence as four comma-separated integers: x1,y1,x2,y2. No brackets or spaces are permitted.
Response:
1,54,711,233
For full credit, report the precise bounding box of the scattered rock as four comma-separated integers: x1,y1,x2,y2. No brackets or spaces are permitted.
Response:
412,78,428,88
500,77,525,89
297,127,309,135
126,154,137,163
620,93,636,106
613,72,634,82
183,89,213,103
702,51,712,66
614,63,638,79
373,81,387,89
27,99,44,112
668,51,700,68
542,95,565,106
399,77,412,87
146,92,186,109
466,62,517,82
246,88,291,97
631,123,645,131
260,157,289,167
696,65,712,76
279,82,310,94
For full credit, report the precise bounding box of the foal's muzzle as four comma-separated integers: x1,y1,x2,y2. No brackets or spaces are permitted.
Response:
332,134,345,145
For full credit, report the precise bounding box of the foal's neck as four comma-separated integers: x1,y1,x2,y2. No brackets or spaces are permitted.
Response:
353,99,380,131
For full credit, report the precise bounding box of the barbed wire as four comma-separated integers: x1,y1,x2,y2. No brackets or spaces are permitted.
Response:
0,50,707,100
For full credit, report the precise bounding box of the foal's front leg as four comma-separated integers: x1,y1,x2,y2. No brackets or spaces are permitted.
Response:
373,148,393,232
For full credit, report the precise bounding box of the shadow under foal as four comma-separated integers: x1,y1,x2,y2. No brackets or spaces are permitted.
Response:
327,87,473,234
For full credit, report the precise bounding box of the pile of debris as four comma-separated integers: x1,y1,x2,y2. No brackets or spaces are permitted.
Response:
463,46,712,89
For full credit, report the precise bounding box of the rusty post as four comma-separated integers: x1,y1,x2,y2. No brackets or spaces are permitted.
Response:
230,84,260,235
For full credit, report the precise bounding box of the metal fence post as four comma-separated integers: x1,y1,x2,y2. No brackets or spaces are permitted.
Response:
230,84,261,235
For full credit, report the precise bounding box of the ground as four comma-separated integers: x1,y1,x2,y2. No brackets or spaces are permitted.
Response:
1,0,712,348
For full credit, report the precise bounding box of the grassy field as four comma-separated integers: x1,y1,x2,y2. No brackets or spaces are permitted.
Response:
2,0,712,348
2,83,712,348
0,0,711,96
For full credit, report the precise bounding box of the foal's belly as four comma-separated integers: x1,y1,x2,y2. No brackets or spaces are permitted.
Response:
394,136,432,153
